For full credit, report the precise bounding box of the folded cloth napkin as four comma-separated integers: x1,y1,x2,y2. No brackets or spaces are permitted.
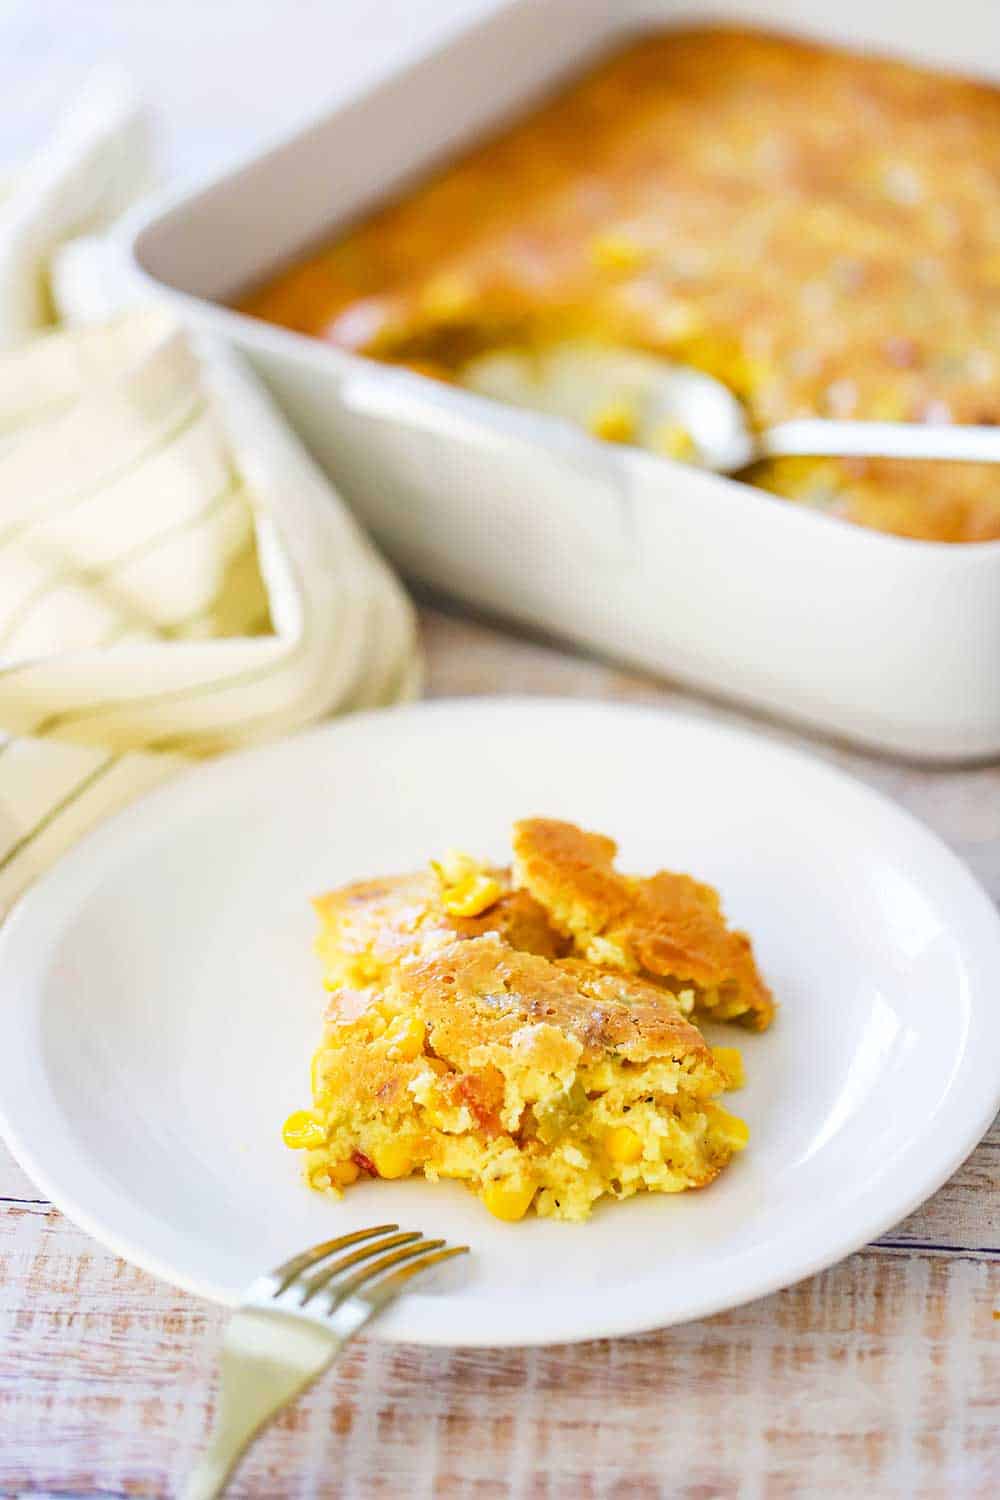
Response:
0,76,420,916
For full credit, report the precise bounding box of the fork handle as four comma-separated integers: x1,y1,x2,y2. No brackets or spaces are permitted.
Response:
183,1312,342,1500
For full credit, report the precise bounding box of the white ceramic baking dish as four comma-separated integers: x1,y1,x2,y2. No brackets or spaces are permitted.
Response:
126,0,1000,762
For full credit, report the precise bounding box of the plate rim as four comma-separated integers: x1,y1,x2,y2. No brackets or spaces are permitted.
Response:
1,694,998,1346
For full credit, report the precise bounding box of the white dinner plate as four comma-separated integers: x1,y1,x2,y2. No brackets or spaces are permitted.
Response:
1,698,998,1346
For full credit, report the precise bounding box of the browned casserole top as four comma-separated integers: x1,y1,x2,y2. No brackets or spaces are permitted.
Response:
512,818,775,1030
241,27,1000,542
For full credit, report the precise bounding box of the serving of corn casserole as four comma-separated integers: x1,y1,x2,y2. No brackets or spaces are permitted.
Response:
284,820,768,1222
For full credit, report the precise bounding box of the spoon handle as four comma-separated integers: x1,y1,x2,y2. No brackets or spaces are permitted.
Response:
760,418,1000,464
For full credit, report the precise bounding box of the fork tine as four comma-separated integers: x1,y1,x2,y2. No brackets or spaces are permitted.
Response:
358,1244,470,1317
185,1233,471,1498
270,1225,399,1294
294,1231,422,1303
321,1237,448,1310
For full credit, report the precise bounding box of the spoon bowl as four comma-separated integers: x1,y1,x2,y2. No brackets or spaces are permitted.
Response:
458,342,1000,472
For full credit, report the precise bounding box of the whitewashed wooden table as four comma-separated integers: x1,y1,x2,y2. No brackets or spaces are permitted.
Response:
2,603,999,1498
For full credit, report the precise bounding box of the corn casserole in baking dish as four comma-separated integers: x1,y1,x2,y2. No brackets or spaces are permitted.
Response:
242,26,1000,543
284,820,766,1222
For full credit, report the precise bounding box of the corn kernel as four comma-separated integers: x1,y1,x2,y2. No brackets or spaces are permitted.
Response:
372,1140,415,1179
868,391,908,422
586,934,633,970
589,230,649,273
384,1013,427,1061
421,272,474,321
282,1110,326,1150
434,848,478,884
432,851,503,916
710,996,749,1021
329,1160,361,1187
605,1124,644,1164
739,356,775,393
652,420,697,462
706,1104,750,1151
589,399,638,444
481,1179,536,1221
712,1046,745,1091
448,873,504,917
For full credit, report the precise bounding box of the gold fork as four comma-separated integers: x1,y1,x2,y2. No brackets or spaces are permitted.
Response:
183,1224,469,1499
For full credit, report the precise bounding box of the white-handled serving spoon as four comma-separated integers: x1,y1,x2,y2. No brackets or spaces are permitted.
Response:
458,343,1000,471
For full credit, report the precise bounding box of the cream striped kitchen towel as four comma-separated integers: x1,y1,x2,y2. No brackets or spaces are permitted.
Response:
0,77,420,917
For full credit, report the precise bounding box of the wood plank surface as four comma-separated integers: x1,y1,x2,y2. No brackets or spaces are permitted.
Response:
2,605,998,1499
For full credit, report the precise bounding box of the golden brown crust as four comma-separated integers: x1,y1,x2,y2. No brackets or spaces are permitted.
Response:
313,867,564,984
293,836,755,1218
395,933,718,1071
297,922,741,1218
511,819,631,935
313,1019,427,1121
628,871,772,1027
512,818,775,1030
